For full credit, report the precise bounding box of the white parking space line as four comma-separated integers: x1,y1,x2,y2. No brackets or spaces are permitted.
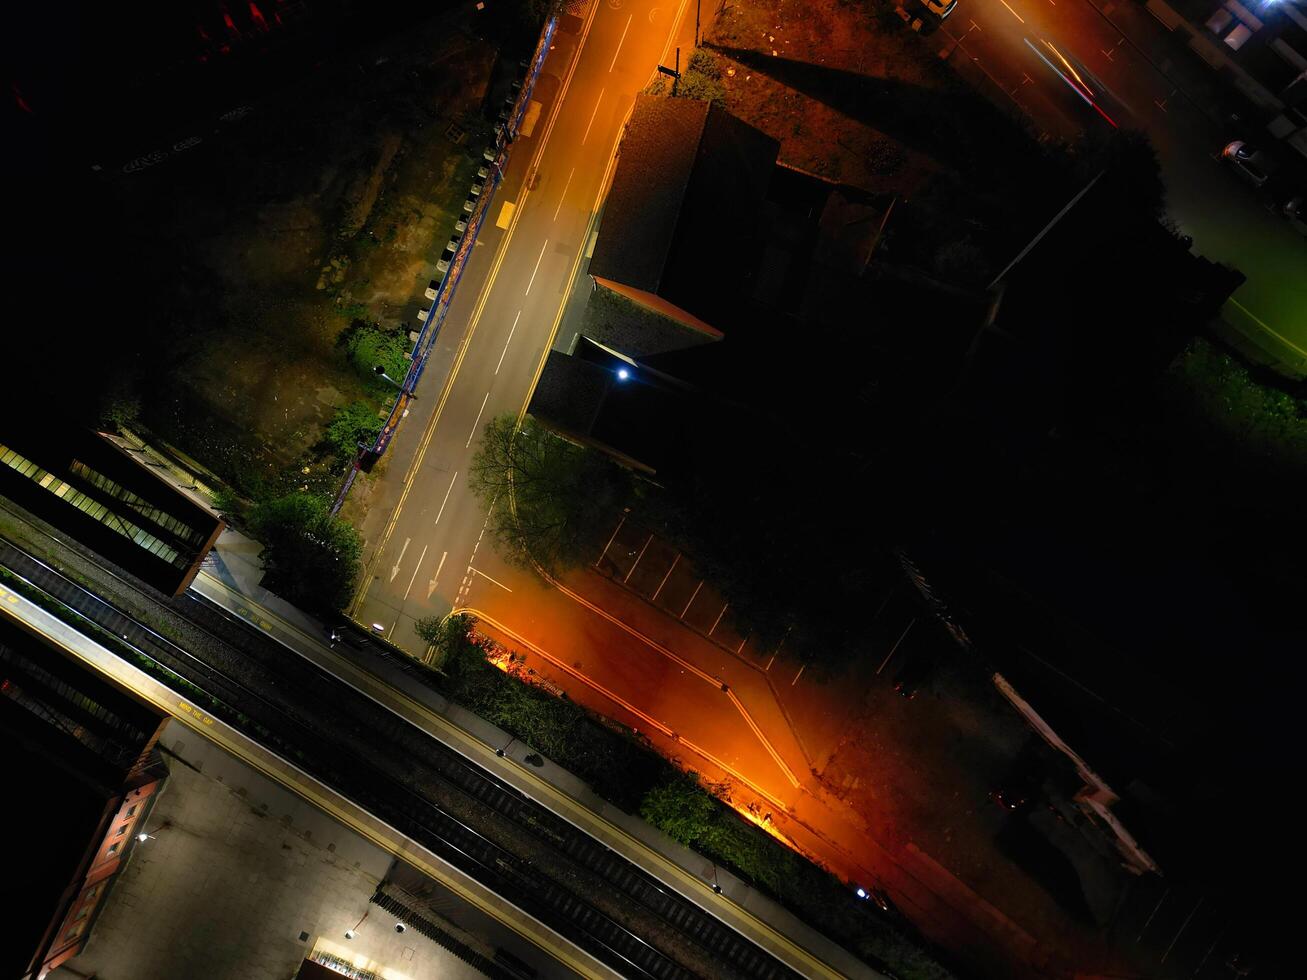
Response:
623,533,653,583
596,513,627,566
403,544,429,602
765,654,776,671
582,88,604,146
433,471,458,527
495,311,522,375
790,663,806,687
999,0,1025,21
736,632,748,654
709,603,728,636
525,239,549,295
609,15,633,73
873,590,893,621
680,580,704,618
877,618,917,676
466,392,491,449
651,553,680,601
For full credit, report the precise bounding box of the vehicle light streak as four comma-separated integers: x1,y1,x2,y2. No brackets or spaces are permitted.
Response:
1023,38,1119,128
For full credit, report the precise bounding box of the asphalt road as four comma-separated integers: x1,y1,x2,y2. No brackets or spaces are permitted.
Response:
340,2,1298,974
354,0,695,642
937,0,1307,367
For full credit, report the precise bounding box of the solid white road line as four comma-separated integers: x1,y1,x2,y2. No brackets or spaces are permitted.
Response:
609,15,632,73
582,88,604,146
525,239,549,295
496,311,522,375
433,471,458,527
466,392,491,449
403,544,428,602
553,168,575,221
999,0,1025,21
470,566,514,592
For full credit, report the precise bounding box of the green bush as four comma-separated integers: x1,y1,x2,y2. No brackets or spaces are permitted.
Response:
338,320,409,385
675,49,728,107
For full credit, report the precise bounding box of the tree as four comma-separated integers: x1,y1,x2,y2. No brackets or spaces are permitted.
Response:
247,493,361,614
470,415,633,575
1073,127,1166,221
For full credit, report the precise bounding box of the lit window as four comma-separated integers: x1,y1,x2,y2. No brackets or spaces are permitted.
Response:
107,842,119,855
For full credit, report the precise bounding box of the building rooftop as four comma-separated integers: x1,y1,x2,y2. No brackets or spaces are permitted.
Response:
589,95,779,331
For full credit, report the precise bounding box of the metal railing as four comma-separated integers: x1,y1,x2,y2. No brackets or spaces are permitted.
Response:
331,15,560,515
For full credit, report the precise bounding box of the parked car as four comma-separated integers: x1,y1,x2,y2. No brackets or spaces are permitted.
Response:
1221,141,1272,187
1282,193,1306,236
989,749,1047,815
913,0,958,20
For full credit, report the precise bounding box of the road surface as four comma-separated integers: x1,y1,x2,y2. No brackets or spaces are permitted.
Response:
937,0,1307,367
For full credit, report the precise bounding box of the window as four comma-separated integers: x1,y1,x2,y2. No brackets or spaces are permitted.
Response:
64,922,84,941
75,906,90,921
126,805,138,818
107,842,119,855
114,825,126,837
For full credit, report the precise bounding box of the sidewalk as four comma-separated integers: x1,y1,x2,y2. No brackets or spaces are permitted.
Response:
1080,0,1282,130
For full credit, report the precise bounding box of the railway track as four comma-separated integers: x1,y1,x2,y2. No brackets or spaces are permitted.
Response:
1,540,805,980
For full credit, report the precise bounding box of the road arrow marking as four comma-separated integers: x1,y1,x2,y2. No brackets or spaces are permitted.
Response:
427,551,448,600
389,537,411,582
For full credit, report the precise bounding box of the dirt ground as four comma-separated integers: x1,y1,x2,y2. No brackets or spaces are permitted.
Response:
108,14,503,495
704,0,943,193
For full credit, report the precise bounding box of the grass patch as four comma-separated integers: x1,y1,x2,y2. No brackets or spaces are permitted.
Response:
1165,337,1307,474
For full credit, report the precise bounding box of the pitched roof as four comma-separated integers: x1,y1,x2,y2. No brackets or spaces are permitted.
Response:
589,96,779,329
589,96,710,293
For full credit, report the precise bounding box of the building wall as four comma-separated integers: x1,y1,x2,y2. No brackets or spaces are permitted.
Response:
38,775,165,978
590,278,723,352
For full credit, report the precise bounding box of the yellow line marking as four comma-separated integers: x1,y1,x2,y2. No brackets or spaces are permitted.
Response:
351,8,601,617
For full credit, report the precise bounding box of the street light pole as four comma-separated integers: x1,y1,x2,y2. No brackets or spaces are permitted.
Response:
373,365,414,397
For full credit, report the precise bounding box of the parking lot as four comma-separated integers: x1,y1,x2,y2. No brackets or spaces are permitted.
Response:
592,513,774,663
